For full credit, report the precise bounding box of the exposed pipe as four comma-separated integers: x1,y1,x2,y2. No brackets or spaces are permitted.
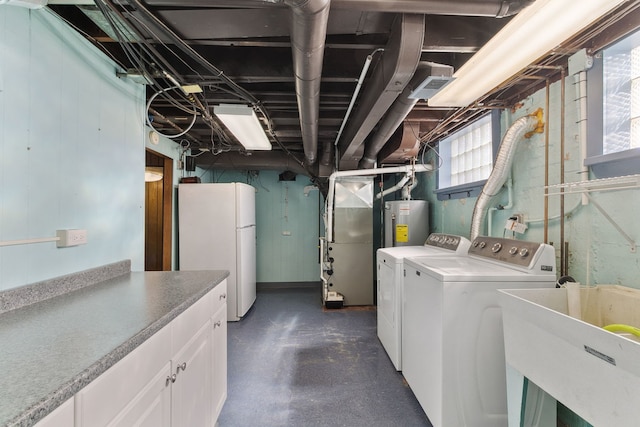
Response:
470,110,542,240
575,71,589,205
487,176,513,236
544,79,550,243
559,69,566,276
157,0,532,16
337,14,425,169
283,0,331,166
325,164,432,242
330,0,534,16
359,61,453,169
375,173,411,200
334,48,384,168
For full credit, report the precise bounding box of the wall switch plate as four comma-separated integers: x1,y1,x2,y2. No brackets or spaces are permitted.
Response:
282,231,291,236
56,229,88,247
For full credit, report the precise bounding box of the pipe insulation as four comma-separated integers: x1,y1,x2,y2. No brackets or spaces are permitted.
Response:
470,111,542,240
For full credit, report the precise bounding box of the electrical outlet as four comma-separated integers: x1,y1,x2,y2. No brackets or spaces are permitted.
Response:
505,219,528,234
56,229,88,248
282,231,292,236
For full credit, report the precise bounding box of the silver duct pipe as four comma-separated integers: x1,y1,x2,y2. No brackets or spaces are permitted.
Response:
143,0,531,17
337,14,425,169
283,0,331,166
470,112,541,240
359,61,453,168
331,0,533,16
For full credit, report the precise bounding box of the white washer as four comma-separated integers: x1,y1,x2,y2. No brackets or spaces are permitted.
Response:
377,233,471,371
402,237,556,427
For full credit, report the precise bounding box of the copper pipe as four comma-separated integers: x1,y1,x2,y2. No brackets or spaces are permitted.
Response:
544,79,550,244
559,68,566,276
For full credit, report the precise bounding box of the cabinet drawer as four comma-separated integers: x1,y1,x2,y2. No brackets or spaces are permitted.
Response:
211,279,228,315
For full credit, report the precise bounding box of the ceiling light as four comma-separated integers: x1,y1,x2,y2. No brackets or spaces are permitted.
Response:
145,167,163,182
428,0,628,107
213,104,272,151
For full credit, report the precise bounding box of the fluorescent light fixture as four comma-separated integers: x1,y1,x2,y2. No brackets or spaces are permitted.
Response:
213,104,272,151
428,0,628,107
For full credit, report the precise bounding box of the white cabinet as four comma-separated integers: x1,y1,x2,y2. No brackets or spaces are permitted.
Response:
212,294,227,420
75,325,172,427
35,398,74,427
108,361,171,427
171,321,212,427
74,281,227,427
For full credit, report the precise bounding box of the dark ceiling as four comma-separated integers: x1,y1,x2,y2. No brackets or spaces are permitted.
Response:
48,0,640,180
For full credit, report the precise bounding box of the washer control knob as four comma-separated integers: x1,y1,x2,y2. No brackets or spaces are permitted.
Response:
509,247,518,255
491,242,502,253
478,241,486,249
519,248,529,257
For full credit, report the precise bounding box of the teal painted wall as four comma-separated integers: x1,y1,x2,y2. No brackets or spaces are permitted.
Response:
0,7,146,291
205,170,321,283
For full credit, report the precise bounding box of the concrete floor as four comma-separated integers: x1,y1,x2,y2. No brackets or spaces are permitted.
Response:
218,286,432,427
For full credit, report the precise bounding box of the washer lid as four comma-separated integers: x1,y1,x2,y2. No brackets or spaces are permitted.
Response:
404,255,556,282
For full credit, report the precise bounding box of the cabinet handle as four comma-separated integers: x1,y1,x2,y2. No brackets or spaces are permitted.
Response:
166,374,176,386
176,362,187,374
219,294,227,300
214,320,222,328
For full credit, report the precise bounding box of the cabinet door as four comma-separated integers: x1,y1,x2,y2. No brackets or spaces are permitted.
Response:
212,303,228,421
171,320,212,427
35,398,74,427
75,326,171,427
108,361,171,427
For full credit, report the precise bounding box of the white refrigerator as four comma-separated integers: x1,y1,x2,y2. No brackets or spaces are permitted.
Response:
178,183,257,321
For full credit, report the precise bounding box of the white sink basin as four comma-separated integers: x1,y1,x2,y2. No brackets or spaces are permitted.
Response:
499,285,640,427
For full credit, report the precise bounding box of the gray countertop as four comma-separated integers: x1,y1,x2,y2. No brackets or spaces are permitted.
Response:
0,270,229,427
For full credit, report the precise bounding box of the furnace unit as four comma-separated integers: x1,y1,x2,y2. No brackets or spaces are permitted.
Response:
323,177,374,306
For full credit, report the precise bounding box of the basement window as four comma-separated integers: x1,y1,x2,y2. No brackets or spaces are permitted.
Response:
585,28,640,177
435,111,501,200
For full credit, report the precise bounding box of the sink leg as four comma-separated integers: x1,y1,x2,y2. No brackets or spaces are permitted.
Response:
506,364,557,427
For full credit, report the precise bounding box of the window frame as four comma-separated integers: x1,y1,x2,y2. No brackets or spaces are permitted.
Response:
585,28,640,178
434,110,502,200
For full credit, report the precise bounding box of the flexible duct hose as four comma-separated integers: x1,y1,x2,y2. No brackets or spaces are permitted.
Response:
470,111,542,240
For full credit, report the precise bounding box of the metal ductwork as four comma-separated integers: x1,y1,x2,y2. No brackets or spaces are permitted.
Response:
336,14,424,170
197,151,310,176
143,0,532,17
283,0,331,166
331,0,533,17
359,61,453,168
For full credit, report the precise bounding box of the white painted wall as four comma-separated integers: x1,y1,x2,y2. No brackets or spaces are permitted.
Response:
0,7,146,291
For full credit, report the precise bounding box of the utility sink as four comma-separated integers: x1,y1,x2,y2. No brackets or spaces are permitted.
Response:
499,285,640,427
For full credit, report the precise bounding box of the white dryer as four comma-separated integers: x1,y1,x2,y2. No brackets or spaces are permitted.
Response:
402,237,556,427
376,233,471,371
